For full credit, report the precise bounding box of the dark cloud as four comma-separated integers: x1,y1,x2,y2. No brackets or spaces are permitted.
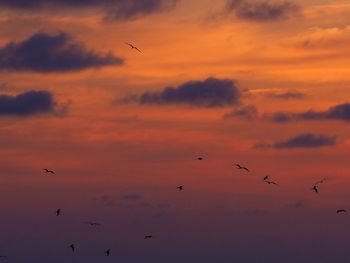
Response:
269,102,350,123
0,0,178,21
0,32,123,72
123,78,241,108
273,133,337,149
225,0,300,21
0,90,61,116
266,91,305,100
224,105,257,119
120,193,142,201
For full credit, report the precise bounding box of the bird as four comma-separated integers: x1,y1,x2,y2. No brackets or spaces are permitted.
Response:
144,235,153,239
263,175,269,181
85,222,101,226
105,249,111,256
312,185,318,193
314,178,328,185
69,244,75,252
125,42,141,53
197,157,203,161
56,209,61,216
337,209,347,214
235,164,249,172
177,186,183,191
264,180,278,186
44,168,55,174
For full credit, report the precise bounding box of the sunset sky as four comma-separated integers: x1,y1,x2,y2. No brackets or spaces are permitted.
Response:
0,0,350,262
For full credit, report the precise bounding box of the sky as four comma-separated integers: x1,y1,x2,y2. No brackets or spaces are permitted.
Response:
0,0,350,262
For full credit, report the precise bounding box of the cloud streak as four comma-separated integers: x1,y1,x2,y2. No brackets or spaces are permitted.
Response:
265,91,305,100
256,133,337,149
269,102,350,123
0,32,123,72
122,78,241,108
225,0,300,21
0,0,178,21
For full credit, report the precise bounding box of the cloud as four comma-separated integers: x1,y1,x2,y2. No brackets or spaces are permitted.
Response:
295,26,350,50
0,0,178,21
224,105,257,119
265,91,305,100
273,133,337,149
120,193,142,201
268,102,350,123
287,200,308,209
0,32,123,72
225,0,300,21
0,90,63,116
122,78,241,108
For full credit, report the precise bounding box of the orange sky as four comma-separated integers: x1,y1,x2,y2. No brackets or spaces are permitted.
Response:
0,1,350,262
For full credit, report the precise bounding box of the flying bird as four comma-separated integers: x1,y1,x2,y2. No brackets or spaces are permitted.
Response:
264,180,279,186
177,186,183,191
263,175,269,181
337,209,347,214
125,42,141,53
69,244,75,252
44,169,55,174
197,157,203,160
144,235,153,239
314,178,328,185
105,249,111,256
312,185,318,193
235,164,249,172
56,209,61,216
85,222,101,226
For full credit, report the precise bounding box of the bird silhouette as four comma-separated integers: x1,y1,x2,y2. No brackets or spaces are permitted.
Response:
315,178,328,185
263,175,269,181
44,169,55,174
69,244,75,252
235,164,249,172
106,249,111,256
337,209,347,214
56,209,61,216
312,185,318,193
264,180,279,186
85,222,101,226
144,235,153,239
125,42,141,53
197,157,203,160
177,186,183,191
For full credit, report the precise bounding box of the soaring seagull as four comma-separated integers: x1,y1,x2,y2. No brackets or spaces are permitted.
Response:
125,42,141,53
264,180,279,186
235,164,249,172
69,244,75,252
314,178,328,185
44,169,55,174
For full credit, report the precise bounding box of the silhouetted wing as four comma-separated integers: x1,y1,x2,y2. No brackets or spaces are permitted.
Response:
315,178,328,185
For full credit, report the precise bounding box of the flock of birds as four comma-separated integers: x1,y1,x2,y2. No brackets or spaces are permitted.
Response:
0,42,346,260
